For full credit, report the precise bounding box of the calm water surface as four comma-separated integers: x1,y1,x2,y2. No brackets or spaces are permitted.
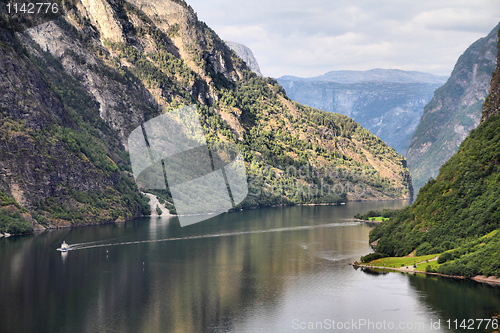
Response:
1,201,499,333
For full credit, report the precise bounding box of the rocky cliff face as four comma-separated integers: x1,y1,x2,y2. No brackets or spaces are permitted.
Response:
225,41,262,76
0,25,149,230
277,69,447,155
482,27,500,122
0,0,412,233
406,23,499,193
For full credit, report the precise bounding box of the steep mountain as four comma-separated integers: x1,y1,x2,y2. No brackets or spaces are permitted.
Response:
369,27,500,278
225,41,262,76
277,69,447,155
406,23,499,193
0,0,412,234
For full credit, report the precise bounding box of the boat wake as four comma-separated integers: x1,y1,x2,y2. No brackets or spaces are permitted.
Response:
68,222,361,251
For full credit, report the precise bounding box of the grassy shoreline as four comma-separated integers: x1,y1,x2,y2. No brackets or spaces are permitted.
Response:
353,254,500,286
353,218,384,223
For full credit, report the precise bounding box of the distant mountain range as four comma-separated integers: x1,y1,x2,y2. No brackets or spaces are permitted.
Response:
280,69,448,85
406,22,499,193
277,69,448,155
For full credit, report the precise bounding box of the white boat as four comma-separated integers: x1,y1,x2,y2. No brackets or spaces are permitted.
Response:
4,233,11,237
58,241,69,252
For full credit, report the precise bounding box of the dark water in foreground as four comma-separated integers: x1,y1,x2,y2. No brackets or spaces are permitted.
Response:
1,201,499,333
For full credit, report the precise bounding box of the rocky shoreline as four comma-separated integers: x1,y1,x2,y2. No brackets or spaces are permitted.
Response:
352,262,500,286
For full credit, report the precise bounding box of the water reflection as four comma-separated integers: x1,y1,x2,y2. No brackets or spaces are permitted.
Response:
60,250,68,263
407,274,500,332
2,201,496,333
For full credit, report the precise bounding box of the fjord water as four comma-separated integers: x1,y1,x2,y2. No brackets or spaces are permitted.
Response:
1,202,499,333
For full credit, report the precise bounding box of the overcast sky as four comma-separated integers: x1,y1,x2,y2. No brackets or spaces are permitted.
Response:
186,0,500,78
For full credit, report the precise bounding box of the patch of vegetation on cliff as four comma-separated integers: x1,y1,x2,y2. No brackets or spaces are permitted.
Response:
0,209,33,234
0,192,33,234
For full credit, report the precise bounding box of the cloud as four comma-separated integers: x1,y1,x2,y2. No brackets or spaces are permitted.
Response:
413,8,497,32
188,0,500,77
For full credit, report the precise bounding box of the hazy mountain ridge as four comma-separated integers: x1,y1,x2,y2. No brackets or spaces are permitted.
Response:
406,22,499,193
281,68,448,84
0,0,412,233
278,70,447,155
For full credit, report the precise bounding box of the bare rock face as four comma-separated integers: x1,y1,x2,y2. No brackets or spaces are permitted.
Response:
126,0,244,83
406,22,499,194
79,0,125,42
23,20,152,143
225,41,262,76
482,27,500,123
23,0,246,136
0,27,130,226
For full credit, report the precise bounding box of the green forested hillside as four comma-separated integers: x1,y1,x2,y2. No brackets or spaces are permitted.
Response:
370,115,500,277
371,114,500,254
0,0,411,233
369,29,500,278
